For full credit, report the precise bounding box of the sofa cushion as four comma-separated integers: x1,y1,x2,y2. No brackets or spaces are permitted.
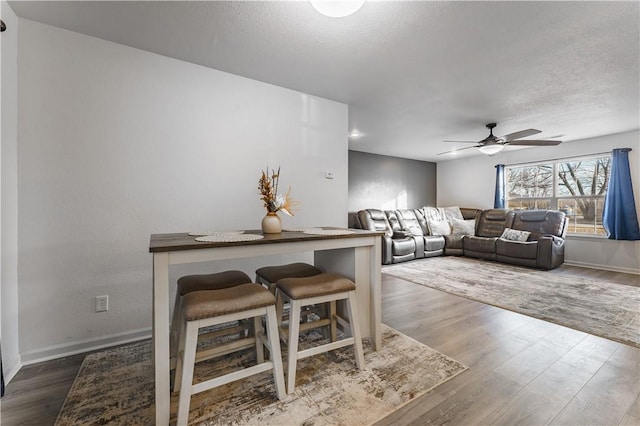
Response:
392,238,416,256
463,236,498,253
385,210,404,233
424,235,446,251
485,209,511,220
500,228,531,242
476,209,515,238
444,234,464,249
413,209,431,235
460,208,481,221
496,239,538,259
428,219,451,236
511,210,567,241
423,206,446,222
357,209,392,237
396,209,425,236
451,218,475,235
442,206,464,222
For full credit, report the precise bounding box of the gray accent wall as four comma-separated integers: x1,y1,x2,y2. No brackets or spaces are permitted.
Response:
348,150,436,215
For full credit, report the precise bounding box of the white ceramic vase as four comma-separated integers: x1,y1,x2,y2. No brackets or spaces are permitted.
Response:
261,212,282,234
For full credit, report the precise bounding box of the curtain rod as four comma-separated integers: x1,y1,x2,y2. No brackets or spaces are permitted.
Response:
499,149,631,168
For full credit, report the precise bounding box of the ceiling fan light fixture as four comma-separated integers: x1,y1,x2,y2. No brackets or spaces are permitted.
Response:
310,0,366,18
478,144,505,155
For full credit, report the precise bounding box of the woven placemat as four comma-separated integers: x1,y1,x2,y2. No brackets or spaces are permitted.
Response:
282,227,323,233
188,230,244,236
303,229,355,236
195,234,264,242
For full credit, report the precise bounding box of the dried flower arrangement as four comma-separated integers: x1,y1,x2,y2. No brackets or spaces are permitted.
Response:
258,166,298,216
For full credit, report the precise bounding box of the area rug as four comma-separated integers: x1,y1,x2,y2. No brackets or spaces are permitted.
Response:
55,324,467,425
383,256,640,347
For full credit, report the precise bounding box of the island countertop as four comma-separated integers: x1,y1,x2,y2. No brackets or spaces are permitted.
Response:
149,228,385,252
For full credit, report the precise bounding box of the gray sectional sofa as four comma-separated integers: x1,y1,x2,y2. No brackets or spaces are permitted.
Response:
354,207,569,270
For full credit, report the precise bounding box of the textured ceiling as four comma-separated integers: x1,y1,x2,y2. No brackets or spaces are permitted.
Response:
8,1,640,161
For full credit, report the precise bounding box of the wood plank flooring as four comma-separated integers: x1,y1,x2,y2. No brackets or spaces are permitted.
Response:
2,264,639,425
376,264,640,426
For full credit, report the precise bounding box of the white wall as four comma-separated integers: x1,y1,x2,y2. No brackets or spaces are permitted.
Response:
17,19,348,363
438,131,640,274
1,0,20,382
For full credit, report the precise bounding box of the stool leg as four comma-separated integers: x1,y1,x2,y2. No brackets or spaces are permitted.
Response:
170,293,182,367
346,291,365,370
265,305,286,400
177,320,199,426
286,298,302,394
329,301,337,342
253,316,265,364
275,290,285,334
173,307,188,392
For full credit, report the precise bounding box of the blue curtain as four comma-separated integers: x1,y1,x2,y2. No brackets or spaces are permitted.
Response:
494,164,505,208
603,148,640,240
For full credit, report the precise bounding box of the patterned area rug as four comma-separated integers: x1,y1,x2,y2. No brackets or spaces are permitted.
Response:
55,325,467,425
384,256,640,347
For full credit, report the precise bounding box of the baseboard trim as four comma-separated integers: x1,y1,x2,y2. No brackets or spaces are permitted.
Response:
564,260,640,275
3,353,22,385
20,327,152,366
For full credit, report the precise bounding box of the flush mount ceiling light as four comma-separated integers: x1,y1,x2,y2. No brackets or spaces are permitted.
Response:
310,0,366,18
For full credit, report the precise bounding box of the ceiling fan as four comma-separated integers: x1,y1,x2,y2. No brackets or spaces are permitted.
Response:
439,123,563,156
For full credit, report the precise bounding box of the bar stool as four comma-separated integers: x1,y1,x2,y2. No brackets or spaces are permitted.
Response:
275,272,365,394
175,283,286,426
256,262,330,333
170,271,253,367
255,262,322,293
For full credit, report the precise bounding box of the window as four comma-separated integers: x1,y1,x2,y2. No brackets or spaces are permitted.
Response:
506,155,611,235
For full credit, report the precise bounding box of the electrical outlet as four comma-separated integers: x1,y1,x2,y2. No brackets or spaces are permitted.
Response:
95,295,109,312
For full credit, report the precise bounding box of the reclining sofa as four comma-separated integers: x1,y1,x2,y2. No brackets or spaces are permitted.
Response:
354,207,568,270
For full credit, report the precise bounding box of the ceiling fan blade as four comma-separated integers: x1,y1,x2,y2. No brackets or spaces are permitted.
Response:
437,145,480,155
501,129,542,141
443,140,479,143
507,139,562,146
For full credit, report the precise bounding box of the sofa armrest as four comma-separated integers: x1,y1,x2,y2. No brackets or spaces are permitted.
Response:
392,230,413,239
537,235,565,270
381,235,393,265
412,235,425,259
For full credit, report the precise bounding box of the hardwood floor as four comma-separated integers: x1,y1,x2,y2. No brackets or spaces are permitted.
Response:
2,264,639,425
376,264,640,426
1,353,86,425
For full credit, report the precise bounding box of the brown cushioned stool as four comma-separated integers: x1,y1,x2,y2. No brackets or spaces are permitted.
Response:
256,262,329,330
275,272,365,394
255,262,323,293
174,283,286,425
170,271,253,369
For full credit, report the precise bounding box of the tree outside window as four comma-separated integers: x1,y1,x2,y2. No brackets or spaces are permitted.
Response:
506,155,611,235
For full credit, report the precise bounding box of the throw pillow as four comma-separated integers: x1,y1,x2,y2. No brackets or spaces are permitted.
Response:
442,206,464,222
500,228,531,242
451,218,475,236
428,219,451,236
422,206,445,222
